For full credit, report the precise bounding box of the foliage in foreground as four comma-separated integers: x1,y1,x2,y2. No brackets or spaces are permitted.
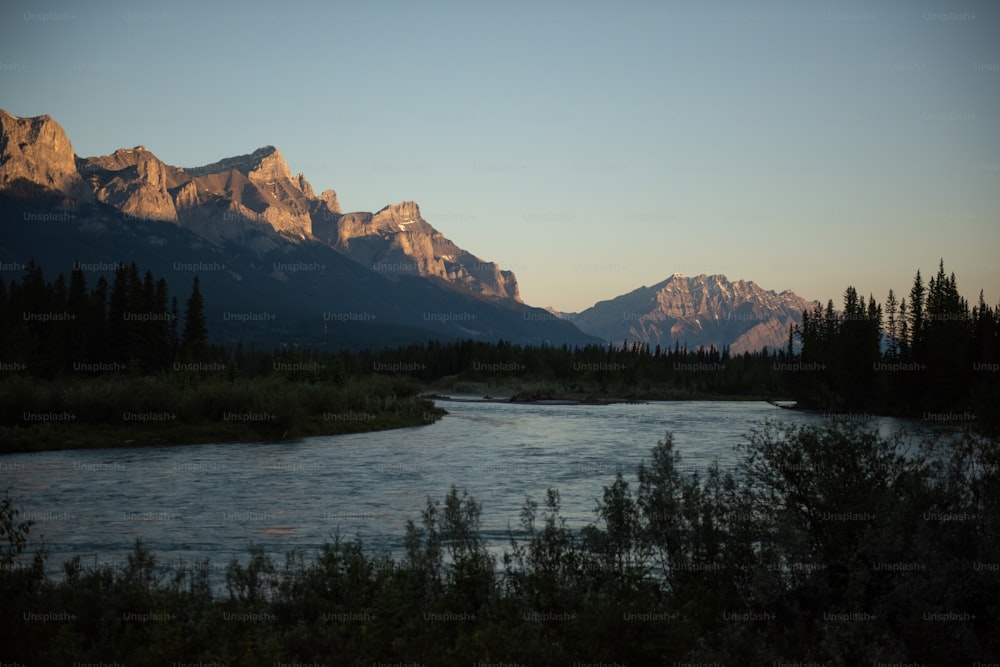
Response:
2,423,998,665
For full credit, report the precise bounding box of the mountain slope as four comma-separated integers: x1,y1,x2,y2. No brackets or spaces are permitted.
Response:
569,273,818,354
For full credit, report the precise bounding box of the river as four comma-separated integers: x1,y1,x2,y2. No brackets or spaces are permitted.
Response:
0,399,939,583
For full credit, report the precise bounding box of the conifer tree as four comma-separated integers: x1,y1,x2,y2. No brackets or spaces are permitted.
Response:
885,289,898,358
182,276,208,354
908,270,925,362
107,264,129,364
87,276,109,365
66,267,89,369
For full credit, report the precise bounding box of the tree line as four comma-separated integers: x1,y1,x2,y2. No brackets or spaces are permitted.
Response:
792,260,999,432
3,259,997,433
0,261,207,376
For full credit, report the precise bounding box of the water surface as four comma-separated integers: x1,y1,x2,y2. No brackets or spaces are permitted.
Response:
0,400,931,581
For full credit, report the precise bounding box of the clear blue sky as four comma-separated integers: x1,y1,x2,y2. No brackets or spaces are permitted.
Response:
2,0,998,312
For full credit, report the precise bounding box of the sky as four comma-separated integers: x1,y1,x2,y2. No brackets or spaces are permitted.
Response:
2,0,998,312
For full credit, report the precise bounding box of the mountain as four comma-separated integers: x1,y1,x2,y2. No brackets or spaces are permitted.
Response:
76,141,515,300
566,273,818,354
0,109,598,348
313,200,520,301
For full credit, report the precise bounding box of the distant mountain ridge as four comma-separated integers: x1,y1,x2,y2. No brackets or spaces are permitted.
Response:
566,273,818,354
0,108,595,348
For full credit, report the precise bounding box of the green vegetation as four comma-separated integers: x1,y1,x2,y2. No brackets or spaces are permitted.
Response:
2,422,998,664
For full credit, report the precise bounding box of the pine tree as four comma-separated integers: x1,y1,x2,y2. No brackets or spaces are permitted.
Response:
87,276,109,365
0,278,7,352
898,298,909,359
107,264,129,365
923,260,969,410
125,262,144,368
885,289,899,358
152,277,171,371
908,270,925,363
169,296,180,358
182,276,208,355
67,267,89,370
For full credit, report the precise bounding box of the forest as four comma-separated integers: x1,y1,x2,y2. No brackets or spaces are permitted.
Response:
792,260,999,430
1,259,998,446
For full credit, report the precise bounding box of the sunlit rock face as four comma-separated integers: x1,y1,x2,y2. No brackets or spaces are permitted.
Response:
0,109,89,201
313,200,520,302
569,273,818,354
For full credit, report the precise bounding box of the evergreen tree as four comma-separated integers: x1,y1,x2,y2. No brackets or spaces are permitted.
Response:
182,276,208,354
908,269,925,362
107,264,129,365
66,267,89,370
125,262,145,369
923,260,969,410
0,278,7,352
885,289,899,358
153,278,171,371
898,298,909,359
87,276,109,366
169,296,180,358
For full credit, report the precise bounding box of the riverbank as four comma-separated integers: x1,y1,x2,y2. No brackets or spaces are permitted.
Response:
427,378,791,404
0,374,445,454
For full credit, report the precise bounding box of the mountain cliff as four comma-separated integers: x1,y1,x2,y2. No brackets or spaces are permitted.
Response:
0,109,89,201
568,273,818,354
80,146,178,222
76,144,320,246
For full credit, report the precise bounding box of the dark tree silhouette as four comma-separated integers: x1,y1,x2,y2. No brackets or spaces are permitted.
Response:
182,276,208,354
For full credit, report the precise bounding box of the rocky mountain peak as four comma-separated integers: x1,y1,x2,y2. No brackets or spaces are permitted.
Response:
185,145,284,178
376,200,421,219
571,273,818,354
295,173,314,198
313,199,520,301
0,108,88,200
315,188,341,214
247,147,292,184
79,145,179,223
83,145,167,176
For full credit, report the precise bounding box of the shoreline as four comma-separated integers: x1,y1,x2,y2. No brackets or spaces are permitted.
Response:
0,407,445,455
429,391,792,405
